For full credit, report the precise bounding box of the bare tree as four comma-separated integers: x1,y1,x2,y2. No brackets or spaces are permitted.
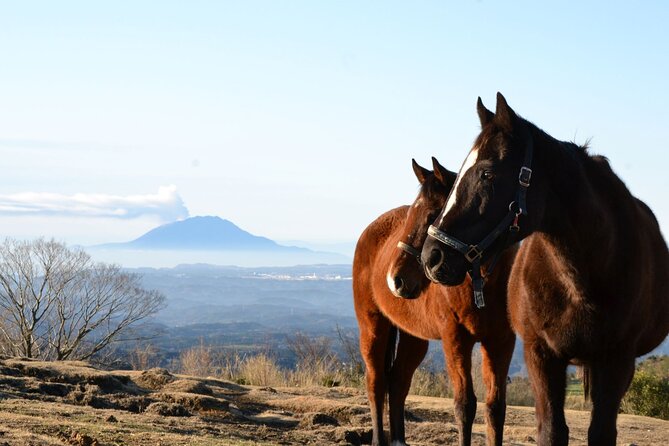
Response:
129,343,160,370
286,331,334,364
0,238,165,360
335,324,364,375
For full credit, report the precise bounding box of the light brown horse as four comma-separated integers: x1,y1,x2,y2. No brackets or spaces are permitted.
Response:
353,158,517,446
422,93,669,445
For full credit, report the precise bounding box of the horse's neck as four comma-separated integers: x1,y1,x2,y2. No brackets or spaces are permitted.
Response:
533,132,613,276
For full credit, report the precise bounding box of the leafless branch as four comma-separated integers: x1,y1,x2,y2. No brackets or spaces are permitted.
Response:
0,238,165,361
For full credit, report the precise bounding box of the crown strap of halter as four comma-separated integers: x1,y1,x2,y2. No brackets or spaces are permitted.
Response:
427,126,534,309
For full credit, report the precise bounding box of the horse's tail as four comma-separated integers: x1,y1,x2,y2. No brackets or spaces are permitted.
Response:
582,365,591,401
384,325,398,377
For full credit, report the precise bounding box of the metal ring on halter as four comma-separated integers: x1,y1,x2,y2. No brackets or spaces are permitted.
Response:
397,241,422,264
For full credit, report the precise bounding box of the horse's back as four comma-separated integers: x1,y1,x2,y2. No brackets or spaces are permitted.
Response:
631,196,669,354
353,206,408,278
590,156,669,352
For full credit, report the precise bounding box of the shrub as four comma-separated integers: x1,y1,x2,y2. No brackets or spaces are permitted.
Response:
237,353,285,386
129,343,160,371
286,332,339,387
289,356,343,387
408,354,450,397
218,351,244,382
637,355,669,377
409,366,450,397
179,341,217,377
174,331,368,389
285,330,364,388
506,376,535,407
621,371,669,420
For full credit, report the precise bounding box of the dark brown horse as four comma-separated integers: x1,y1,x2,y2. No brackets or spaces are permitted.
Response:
353,158,516,446
422,93,669,445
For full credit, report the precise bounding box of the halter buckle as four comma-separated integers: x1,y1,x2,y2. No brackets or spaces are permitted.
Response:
465,246,483,262
519,167,532,187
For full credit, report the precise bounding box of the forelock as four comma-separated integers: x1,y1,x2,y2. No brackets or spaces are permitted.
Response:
474,124,510,160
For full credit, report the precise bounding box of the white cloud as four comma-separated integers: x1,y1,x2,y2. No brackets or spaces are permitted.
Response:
0,185,189,221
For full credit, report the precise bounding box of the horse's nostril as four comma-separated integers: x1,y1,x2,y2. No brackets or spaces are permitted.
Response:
393,276,404,291
427,248,444,269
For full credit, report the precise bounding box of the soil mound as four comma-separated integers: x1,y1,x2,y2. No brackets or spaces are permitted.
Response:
0,358,667,446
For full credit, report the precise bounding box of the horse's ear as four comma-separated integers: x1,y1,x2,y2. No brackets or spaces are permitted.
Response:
431,157,457,189
477,97,494,127
412,159,430,184
494,92,517,132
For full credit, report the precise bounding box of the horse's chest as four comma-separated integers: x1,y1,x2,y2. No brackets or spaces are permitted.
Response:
375,297,444,340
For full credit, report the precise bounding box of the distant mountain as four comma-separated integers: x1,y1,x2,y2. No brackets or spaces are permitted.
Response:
97,216,308,252
278,240,356,258
89,216,353,267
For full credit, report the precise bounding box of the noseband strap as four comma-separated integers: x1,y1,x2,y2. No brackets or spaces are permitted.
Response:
427,131,534,309
397,241,422,265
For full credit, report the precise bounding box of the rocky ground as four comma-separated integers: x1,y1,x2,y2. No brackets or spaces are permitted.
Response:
0,358,666,445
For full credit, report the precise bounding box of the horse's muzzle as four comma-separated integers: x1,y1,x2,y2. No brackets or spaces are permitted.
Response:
422,247,467,286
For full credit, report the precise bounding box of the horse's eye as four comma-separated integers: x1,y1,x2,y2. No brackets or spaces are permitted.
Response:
481,170,494,180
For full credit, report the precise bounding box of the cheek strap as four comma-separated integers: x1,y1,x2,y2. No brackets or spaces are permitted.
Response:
397,241,422,265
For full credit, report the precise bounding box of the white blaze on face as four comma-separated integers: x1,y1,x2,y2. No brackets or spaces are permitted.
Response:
438,148,479,225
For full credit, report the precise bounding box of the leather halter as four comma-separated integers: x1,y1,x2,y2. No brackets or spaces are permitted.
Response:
427,132,534,309
397,241,422,265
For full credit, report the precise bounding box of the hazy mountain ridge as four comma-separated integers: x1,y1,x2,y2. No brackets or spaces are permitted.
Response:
89,216,352,267
97,216,308,252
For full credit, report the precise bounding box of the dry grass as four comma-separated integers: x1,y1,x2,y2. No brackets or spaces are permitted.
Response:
237,353,285,386
176,336,363,389
175,338,666,424
289,357,342,387
179,341,218,377
409,365,450,398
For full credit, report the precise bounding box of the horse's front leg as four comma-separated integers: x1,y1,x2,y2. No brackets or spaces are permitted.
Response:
359,311,395,446
586,354,635,446
525,340,569,446
442,326,477,446
480,331,515,446
388,331,429,446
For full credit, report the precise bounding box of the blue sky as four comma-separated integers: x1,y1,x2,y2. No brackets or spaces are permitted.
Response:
1,1,668,251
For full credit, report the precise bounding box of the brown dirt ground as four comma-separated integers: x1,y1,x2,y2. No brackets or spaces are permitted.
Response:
0,358,666,445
